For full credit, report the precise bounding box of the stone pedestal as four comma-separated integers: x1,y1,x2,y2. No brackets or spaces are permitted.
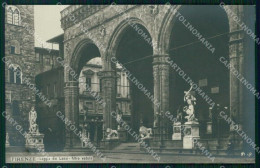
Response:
118,129,127,142
183,121,200,149
25,133,45,152
172,122,182,140
101,139,120,150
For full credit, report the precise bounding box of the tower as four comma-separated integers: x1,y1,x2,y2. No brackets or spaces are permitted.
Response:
5,5,36,147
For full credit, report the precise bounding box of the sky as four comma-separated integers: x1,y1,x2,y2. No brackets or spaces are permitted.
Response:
34,5,68,49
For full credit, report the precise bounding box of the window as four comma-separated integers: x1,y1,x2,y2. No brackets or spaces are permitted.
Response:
9,67,15,83
6,91,12,103
45,58,50,65
6,6,20,26
86,78,91,89
7,8,13,24
15,67,21,84
10,40,20,54
13,9,19,25
117,77,121,97
40,54,43,63
8,65,22,84
10,46,15,54
35,53,40,62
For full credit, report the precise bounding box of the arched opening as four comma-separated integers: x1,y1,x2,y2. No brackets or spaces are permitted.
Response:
78,57,103,146
168,6,230,138
114,23,154,134
75,42,102,147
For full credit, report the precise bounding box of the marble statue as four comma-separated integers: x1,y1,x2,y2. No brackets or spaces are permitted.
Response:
139,126,153,140
106,128,119,139
26,106,45,151
116,105,123,130
29,107,39,134
183,86,198,122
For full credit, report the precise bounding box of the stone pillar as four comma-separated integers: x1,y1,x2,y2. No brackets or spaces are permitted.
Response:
153,54,170,144
64,81,80,150
228,9,245,150
100,71,116,140
229,30,244,128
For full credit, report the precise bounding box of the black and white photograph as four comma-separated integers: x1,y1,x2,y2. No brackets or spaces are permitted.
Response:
2,2,258,165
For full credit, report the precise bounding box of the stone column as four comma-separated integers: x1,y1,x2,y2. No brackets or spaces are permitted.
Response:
100,71,116,139
153,54,170,144
64,81,80,150
228,7,245,150
229,30,244,130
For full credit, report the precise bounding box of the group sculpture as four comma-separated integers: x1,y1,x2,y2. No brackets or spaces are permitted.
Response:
172,85,200,148
26,106,45,151
183,86,198,123
29,107,39,134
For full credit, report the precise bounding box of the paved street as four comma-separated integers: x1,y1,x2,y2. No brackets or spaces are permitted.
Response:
6,152,255,164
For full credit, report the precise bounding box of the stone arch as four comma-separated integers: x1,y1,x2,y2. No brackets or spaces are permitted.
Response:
106,17,154,70
68,38,102,80
158,5,233,54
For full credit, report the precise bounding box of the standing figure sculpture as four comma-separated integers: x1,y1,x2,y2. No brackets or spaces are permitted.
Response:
183,86,198,122
29,107,39,134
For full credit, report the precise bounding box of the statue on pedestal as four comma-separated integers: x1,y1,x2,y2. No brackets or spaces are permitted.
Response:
26,106,44,151
29,107,39,134
183,86,198,123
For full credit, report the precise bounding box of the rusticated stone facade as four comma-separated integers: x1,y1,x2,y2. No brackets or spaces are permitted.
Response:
5,5,36,146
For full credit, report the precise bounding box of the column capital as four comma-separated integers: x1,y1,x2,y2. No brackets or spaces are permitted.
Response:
153,54,170,65
229,29,244,45
65,81,79,87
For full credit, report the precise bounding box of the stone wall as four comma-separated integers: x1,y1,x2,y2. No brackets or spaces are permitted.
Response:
5,5,36,146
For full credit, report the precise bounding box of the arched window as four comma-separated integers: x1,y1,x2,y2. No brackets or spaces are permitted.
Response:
10,40,20,54
13,9,20,25
16,67,21,84
6,6,20,25
9,66,15,83
7,7,13,24
8,64,22,84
